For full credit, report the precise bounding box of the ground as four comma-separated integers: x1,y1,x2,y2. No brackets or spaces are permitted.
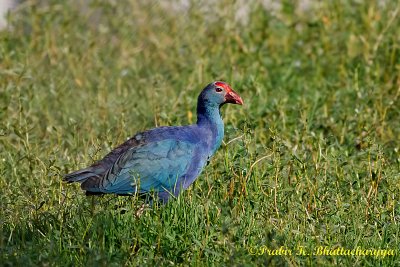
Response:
1,1,399,266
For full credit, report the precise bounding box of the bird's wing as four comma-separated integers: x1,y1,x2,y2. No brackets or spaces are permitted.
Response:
63,133,147,183
81,139,197,195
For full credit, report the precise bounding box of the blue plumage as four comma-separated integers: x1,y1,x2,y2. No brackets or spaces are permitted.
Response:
63,81,243,202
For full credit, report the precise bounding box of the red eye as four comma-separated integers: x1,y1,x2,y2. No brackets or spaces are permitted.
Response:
215,87,223,92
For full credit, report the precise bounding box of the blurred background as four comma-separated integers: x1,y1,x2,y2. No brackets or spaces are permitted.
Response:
2,0,399,141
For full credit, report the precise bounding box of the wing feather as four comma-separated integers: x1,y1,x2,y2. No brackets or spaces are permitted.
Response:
81,139,196,195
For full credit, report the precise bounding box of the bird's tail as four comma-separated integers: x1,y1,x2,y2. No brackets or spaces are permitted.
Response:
63,167,106,195
63,167,100,183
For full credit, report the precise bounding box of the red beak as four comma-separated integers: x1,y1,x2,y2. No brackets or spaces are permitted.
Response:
225,89,244,105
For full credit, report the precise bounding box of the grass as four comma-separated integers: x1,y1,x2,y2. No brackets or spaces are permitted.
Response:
1,0,400,266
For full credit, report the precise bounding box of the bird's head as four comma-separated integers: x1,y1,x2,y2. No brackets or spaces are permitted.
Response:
199,81,243,107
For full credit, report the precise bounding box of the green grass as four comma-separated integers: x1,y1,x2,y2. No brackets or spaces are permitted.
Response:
1,0,400,266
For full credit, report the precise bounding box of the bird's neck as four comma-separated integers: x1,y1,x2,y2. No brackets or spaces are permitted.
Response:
196,101,224,154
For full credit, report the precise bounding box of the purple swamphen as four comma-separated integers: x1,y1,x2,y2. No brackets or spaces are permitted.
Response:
63,81,243,203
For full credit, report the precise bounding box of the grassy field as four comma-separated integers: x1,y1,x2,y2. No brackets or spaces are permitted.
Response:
1,0,400,266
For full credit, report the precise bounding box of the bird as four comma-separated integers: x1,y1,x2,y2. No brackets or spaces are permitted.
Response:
63,81,243,203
